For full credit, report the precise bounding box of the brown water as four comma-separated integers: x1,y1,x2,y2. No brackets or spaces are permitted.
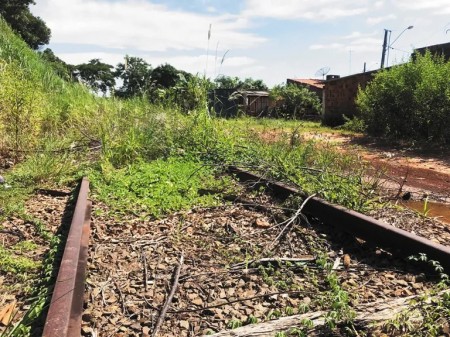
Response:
401,200,450,224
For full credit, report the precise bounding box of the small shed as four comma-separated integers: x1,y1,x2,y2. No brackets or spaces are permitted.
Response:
238,90,270,116
208,89,270,117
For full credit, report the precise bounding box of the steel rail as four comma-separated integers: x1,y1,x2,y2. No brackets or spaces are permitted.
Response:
229,166,450,270
42,177,91,337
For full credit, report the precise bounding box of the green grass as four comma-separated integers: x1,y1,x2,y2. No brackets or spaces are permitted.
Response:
218,116,358,136
89,158,235,218
0,245,40,276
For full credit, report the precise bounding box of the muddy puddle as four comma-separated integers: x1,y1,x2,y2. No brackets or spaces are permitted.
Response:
400,200,450,224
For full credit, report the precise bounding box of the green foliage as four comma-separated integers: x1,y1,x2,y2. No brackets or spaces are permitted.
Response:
0,182,28,221
340,115,366,133
314,255,356,332
3,234,61,337
0,245,39,275
0,0,51,49
172,74,210,112
383,254,450,336
151,63,180,89
246,315,258,324
357,51,450,144
9,150,81,185
39,48,74,81
270,84,321,119
227,319,243,329
89,158,232,217
0,60,46,151
74,59,116,95
214,75,268,90
114,56,152,98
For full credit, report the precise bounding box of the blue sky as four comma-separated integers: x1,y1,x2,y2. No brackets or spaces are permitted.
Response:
32,0,450,87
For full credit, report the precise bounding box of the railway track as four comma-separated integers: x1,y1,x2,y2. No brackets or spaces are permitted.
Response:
42,178,91,337
40,169,450,336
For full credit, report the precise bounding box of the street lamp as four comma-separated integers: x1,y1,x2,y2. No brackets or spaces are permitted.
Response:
380,25,414,68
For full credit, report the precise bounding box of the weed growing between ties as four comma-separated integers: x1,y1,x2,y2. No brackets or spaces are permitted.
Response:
382,254,450,336
89,158,235,218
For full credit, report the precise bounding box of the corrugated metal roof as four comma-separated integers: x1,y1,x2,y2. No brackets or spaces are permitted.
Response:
237,90,270,96
288,78,325,89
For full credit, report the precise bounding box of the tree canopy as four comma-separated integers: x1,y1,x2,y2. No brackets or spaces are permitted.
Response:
151,63,180,88
0,0,51,49
40,48,74,81
74,59,116,95
214,75,268,91
114,56,152,98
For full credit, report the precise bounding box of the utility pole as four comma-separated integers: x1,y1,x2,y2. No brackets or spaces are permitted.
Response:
380,29,390,68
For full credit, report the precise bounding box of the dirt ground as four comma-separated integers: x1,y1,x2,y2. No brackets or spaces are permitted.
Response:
303,132,450,201
82,192,447,337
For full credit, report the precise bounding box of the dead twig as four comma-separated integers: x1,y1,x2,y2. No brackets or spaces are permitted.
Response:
114,281,126,315
0,230,25,240
167,289,317,314
151,252,184,337
271,194,316,249
394,166,410,200
142,248,149,292
230,256,315,270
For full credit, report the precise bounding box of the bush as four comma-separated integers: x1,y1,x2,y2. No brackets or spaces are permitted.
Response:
356,52,450,144
270,84,321,119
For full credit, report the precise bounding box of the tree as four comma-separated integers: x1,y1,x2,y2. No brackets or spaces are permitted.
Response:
214,75,268,90
270,84,321,119
214,75,241,89
151,63,180,88
40,48,74,81
74,59,115,95
114,56,152,98
240,77,268,91
0,0,51,49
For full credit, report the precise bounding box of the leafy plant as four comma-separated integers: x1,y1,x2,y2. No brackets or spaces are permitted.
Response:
270,84,321,119
89,158,233,218
227,319,243,329
357,51,450,144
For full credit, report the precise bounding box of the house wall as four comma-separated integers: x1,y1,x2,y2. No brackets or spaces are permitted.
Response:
414,42,450,61
322,70,378,126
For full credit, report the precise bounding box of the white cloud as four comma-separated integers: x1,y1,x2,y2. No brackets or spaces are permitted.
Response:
33,0,266,53
394,0,450,12
310,34,380,53
367,14,396,25
340,31,377,40
309,43,344,50
242,0,368,20
394,0,450,10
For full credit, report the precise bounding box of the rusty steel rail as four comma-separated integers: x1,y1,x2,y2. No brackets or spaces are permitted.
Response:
43,177,91,337
229,166,450,270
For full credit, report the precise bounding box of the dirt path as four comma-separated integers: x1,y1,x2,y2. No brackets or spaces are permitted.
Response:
293,131,450,202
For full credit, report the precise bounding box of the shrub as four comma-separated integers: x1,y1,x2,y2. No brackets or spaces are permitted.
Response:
270,84,321,119
356,52,450,144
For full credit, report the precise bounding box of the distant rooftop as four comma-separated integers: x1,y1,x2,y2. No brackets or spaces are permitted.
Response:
287,78,325,89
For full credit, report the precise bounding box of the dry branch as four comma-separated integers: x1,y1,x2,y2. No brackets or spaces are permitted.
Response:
271,194,316,249
151,252,184,337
